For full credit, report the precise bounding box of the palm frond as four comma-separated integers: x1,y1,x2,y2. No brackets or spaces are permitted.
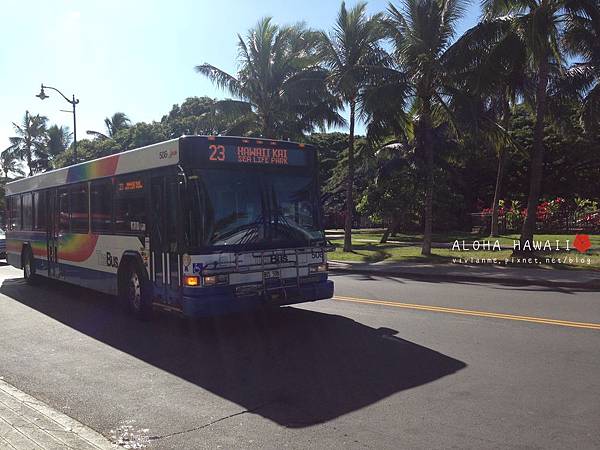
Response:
195,64,244,99
86,130,109,140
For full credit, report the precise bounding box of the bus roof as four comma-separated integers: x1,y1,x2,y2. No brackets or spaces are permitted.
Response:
5,135,313,195
5,138,180,195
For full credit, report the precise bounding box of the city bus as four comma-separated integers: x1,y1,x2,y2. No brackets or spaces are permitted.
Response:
4,136,334,318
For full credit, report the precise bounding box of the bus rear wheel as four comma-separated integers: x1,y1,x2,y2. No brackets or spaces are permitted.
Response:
121,262,152,320
23,248,38,285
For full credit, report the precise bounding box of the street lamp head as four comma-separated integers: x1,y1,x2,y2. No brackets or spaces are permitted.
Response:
36,85,48,100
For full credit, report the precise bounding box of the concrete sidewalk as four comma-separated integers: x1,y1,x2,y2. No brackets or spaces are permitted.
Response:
329,260,600,289
0,379,113,449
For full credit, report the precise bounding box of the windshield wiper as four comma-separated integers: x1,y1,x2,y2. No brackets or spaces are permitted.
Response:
236,214,266,246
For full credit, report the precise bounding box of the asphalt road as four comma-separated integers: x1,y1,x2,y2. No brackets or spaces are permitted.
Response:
1,263,599,449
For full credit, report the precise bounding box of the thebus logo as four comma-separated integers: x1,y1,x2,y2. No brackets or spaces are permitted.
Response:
573,234,591,253
269,254,288,264
97,251,119,268
106,252,120,267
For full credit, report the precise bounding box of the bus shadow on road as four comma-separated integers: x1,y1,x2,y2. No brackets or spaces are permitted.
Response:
1,277,466,428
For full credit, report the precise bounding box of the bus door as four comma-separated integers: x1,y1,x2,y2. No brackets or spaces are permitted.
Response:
47,189,60,278
166,178,182,304
150,176,181,305
150,177,167,302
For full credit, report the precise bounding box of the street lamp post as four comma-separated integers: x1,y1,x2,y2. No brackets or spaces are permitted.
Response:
36,84,79,165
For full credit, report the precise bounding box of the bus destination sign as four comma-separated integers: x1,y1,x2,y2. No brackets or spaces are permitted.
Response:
205,144,308,166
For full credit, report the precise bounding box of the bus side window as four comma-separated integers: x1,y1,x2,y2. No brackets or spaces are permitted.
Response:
71,183,89,233
6,196,13,230
13,195,21,230
150,177,164,249
91,181,112,233
114,176,146,234
58,188,70,233
33,191,47,231
22,193,33,231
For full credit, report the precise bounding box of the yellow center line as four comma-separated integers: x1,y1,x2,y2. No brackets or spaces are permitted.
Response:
332,295,600,330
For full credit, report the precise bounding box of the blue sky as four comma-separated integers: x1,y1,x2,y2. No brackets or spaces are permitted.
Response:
1,0,480,149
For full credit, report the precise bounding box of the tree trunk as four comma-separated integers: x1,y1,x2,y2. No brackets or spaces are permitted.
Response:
26,147,33,177
380,215,402,244
343,101,356,252
490,100,511,237
490,149,506,237
520,57,550,251
421,101,434,256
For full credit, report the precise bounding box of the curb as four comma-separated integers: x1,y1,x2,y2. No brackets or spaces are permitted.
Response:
328,262,600,290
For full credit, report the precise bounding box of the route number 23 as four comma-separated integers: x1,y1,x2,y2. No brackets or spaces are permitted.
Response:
209,144,226,161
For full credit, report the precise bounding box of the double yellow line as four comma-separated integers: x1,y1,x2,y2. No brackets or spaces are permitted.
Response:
333,295,600,330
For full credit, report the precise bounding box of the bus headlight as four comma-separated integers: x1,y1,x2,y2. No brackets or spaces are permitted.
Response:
183,275,200,286
203,274,229,286
309,263,328,274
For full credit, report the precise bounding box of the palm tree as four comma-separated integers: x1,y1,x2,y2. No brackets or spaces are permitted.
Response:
316,2,385,252
563,0,600,131
46,125,72,160
364,0,467,255
8,111,48,176
481,0,568,249
195,17,344,140
0,148,25,180
448,18,528,236
87,112,131,139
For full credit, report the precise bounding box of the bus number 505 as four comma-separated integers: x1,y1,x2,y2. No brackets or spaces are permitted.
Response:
209,144,226,161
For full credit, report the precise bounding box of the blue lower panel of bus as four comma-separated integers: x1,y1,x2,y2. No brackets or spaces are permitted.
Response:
29,257,333,316
33,259,118,296
181,280,334,317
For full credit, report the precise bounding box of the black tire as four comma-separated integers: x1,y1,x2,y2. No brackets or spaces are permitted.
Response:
120,262,153,320
23,247,38,285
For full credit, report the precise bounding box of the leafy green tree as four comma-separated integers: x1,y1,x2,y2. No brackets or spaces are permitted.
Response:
8,111,48,176
507,102,600,201
55,121,168,168
113,122,168,150
306,132,350,186
161,96,252,137
54,137,120,168
0,147,25,180
317,135,372,228
357,142,422,242
358,124,470,240
196,17,344,139
316,1,385,251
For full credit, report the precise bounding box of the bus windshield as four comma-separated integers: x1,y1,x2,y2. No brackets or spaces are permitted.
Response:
185,168,324,250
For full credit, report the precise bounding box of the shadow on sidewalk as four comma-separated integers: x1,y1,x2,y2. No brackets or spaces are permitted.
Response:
1,277,466,428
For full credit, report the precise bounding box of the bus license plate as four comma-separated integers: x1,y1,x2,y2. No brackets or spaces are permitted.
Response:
263,270,280,280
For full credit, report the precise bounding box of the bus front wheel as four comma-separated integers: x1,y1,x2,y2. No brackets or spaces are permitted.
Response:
120,262,152,320
23,247,38,285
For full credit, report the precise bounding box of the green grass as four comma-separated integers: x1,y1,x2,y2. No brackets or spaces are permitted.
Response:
328,238,600,271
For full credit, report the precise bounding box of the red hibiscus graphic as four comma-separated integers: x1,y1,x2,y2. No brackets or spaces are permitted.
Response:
573,234,591,253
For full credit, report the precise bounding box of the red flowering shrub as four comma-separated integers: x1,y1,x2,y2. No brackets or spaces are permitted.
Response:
478,197,598,231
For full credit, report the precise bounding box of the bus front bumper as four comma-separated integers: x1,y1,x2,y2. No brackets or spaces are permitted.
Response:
181,279,334,317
